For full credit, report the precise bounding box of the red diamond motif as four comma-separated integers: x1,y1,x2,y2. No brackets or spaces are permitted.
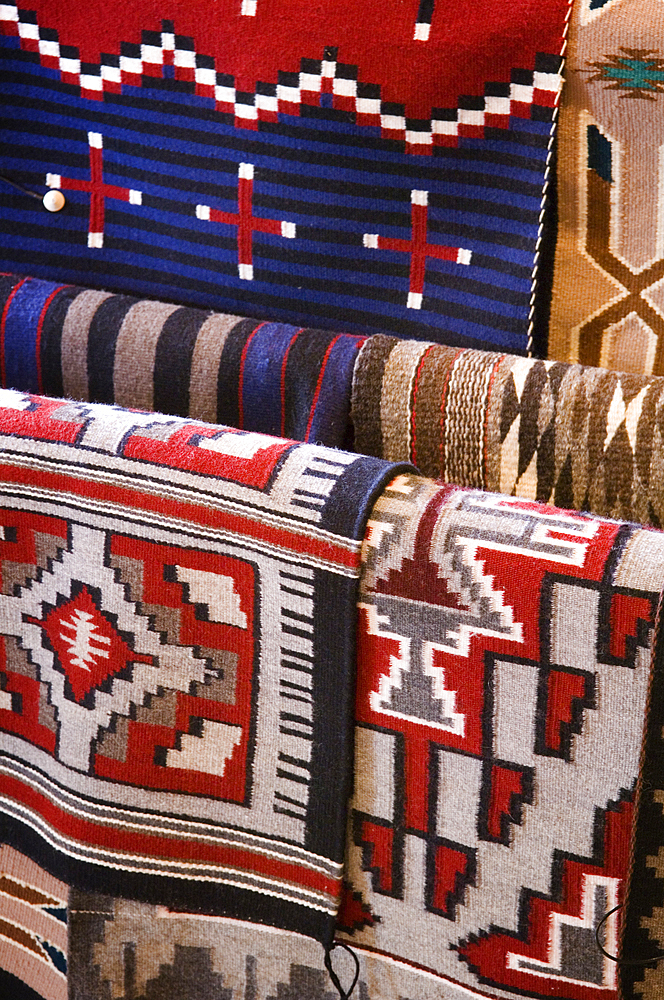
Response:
31,585,152,703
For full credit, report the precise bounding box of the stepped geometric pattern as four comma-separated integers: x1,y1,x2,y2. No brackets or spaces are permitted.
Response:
0,389,410,943
63,478,664,999
0,3,565,151
0,1,570,349
341,478,664,999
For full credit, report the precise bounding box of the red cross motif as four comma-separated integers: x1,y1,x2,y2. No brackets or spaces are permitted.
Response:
45,132,142,249
196,163,296,281
364,189,471,309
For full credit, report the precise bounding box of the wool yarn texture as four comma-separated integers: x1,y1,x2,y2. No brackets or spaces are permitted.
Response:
0,273,365,448
352,334,664,527
343,475,664,1000
0,845,68,1000
60,475,664,1000
0,0,571,351
548,0,664,374
0,388,412,946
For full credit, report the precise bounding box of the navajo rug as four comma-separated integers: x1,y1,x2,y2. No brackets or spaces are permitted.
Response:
342,477,664,999
0,0,571,351
548,0,664,375
0,844,67,1000
63,479,664,999
352,334,664,527
0,390,411,944
0,273,364,445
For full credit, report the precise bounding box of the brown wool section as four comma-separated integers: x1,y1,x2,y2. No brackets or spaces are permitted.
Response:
482,355,513,494
443,350,501,489
410,344,459,480
61,289,113,402
352,338,664,527
0,915,44,954
0,875,58,908
380,339,432,464
113,300,180,411
351,334,398,459
188,313,238,424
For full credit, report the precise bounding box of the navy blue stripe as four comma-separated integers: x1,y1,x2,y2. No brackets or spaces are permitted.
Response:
40,283,81,398
154,306,210,417
241,323,300,437
0,62,550,180
0,247,530,350
88,294,138,404
0,208,534,319
3,276,60,391
282,330,339,441
0,38,552,352
306,334,361,445
216,318,259,426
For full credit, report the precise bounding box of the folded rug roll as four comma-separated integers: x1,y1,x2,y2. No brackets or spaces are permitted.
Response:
0,273,365,447
342,475,664,1000
0,388,411,945
352,334,664,526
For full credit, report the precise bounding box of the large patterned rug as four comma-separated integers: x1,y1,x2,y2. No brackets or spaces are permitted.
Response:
352,334,664,527
61,477,664,999
0,273,364,447
343,476,664,1000
0,0,570,350
548,0,664,375
0,389,411,946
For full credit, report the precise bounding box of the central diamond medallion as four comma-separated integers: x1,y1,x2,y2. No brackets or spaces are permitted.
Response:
31,583,153,704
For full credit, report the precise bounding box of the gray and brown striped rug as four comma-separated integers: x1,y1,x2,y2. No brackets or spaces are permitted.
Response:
352,334,664,527
0,273,365,448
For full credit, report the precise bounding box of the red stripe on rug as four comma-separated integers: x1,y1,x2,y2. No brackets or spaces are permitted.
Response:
0,277,28,386
0,463,362,568
304,335,342,442
1,775,340,897
237,322,265,429
34,286,67,393
280,330,302,438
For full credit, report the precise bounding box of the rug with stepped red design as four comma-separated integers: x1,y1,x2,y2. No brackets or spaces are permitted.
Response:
60,478,664,1000
0,389,410,946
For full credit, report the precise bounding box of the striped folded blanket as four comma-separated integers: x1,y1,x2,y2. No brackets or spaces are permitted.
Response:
352,334,664,526
0,388,410,947
0,273,365,447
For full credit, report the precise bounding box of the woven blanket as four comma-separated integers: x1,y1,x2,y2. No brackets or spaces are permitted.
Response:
548,0,664,375
0,389,411,944
62,478,664,1000
0,845,67,1000
352,334,664,527
0,0,570,351
341,477,664,999
0,273,364,447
